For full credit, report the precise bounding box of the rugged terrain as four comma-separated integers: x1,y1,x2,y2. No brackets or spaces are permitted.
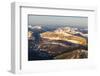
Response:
28,26,88,60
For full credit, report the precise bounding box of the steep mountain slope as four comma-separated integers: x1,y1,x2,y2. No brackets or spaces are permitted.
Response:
40,31,87,45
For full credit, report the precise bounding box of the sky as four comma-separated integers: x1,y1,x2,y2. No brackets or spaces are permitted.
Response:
28,15,88,28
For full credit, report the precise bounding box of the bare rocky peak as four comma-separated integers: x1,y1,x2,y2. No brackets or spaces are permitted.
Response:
54,27,79,34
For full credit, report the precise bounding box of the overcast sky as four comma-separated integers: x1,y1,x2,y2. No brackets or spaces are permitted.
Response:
28,15,88,28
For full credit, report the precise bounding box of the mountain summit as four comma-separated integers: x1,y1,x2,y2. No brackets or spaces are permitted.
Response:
41,27,87,45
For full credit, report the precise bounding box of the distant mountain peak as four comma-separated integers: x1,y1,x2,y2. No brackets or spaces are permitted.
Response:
54,27,79,34
28,25,42,30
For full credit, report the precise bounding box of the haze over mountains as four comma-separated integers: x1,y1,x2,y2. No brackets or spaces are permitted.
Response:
28,15,88,29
